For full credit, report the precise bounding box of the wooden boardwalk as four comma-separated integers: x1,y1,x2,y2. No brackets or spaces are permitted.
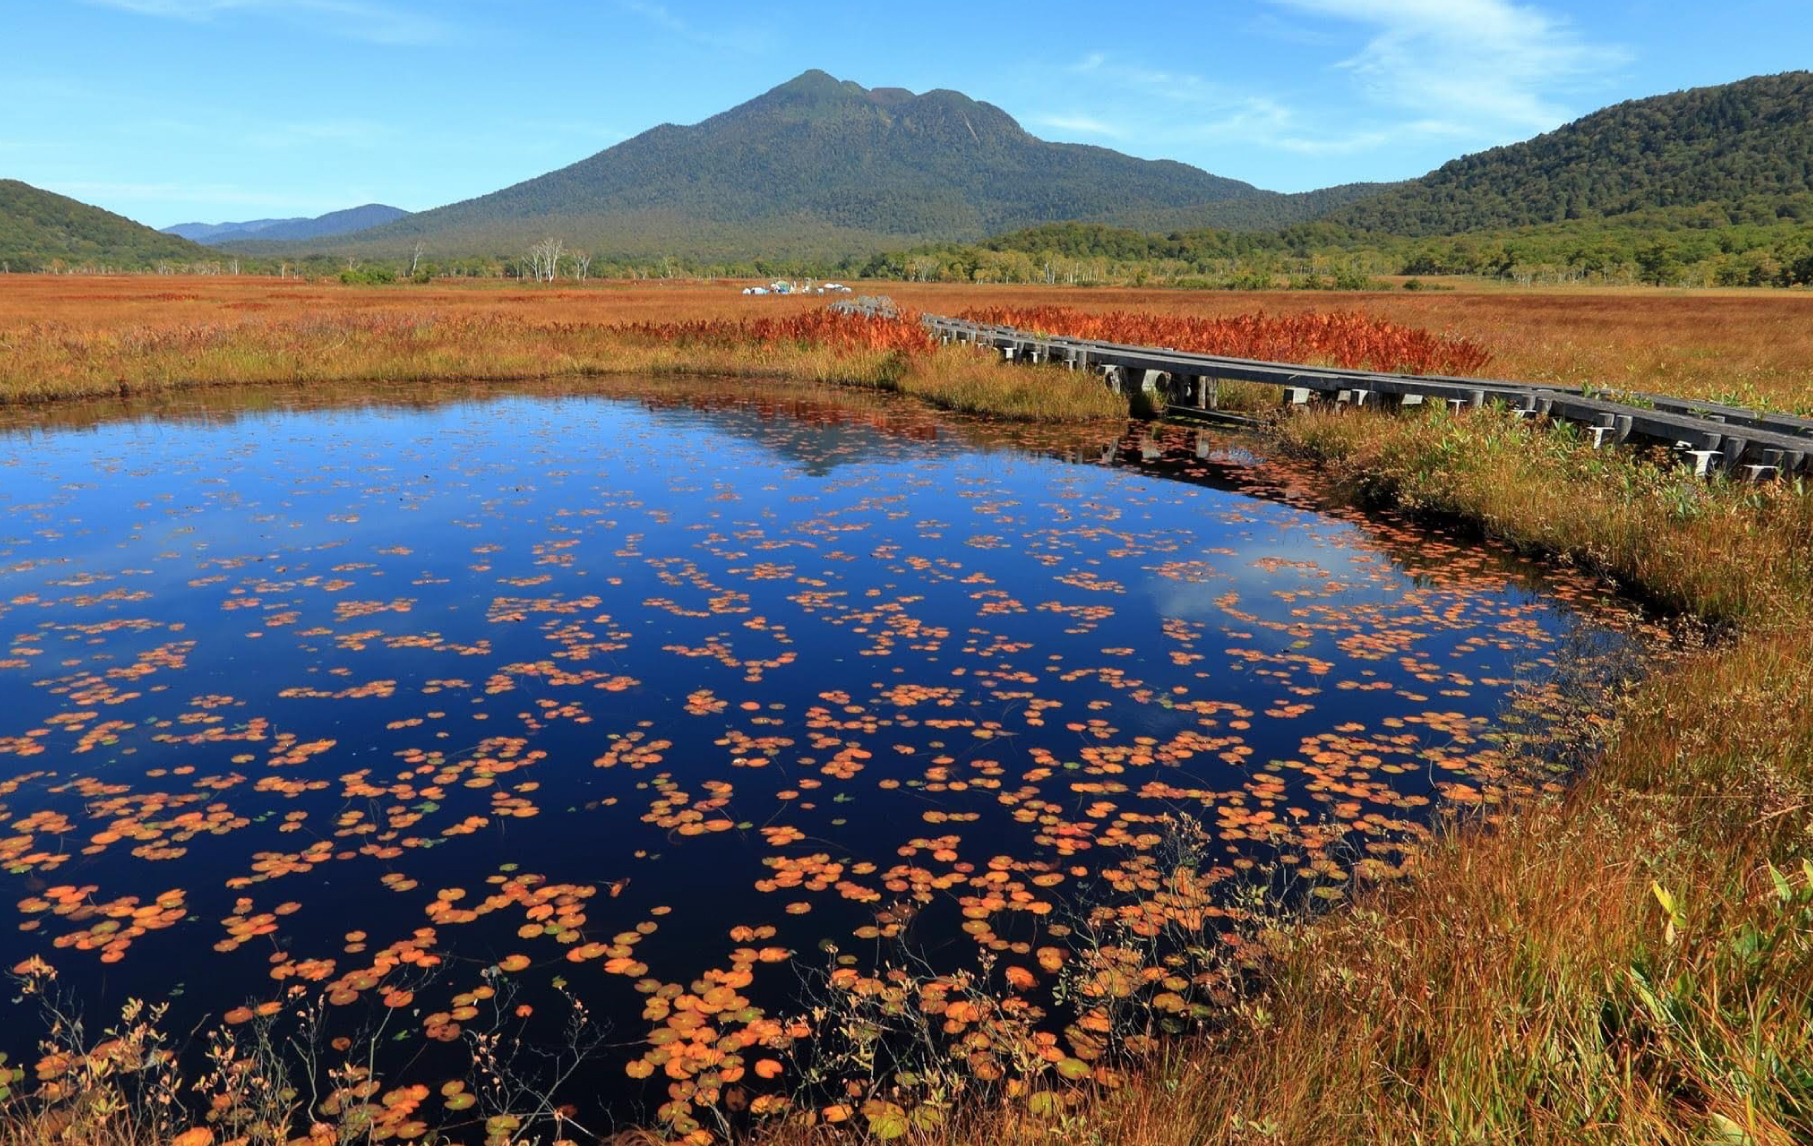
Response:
917,313,1813,480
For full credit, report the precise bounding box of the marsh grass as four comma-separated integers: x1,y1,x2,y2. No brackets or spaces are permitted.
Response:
1276,406,1813,626
883,349,1126,420
7,277,1813,412
0,313,1125,423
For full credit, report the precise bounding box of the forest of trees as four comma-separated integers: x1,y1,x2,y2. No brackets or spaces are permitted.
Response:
1332,71,1813,235
14,210,1811,291
0,179,214,271
852,200,1813,289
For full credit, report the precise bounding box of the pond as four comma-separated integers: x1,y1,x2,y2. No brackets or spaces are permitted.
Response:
0,377,1652,1137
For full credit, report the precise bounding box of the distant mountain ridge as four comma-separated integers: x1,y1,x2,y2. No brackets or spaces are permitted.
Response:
165,217,288,242
165,203,409,245
1331,71,1813,235
285,70,1366,260
0,179,214,268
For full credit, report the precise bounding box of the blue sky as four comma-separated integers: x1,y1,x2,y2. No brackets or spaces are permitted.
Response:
6,0,1809,228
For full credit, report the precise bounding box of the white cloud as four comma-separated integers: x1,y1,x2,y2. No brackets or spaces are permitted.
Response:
1053,55,1347,153
619,1,686,35
1270,115,1477,155
1268,0,1628,132
45,180,349,212
617,1,772,54
1066,53,1235,107
1046,3,1625,169
1031,114,1124,138
1269,130,1392,155
1187,95,1296,140
83,0,450,45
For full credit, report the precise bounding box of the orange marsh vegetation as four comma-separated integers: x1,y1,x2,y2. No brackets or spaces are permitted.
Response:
2,276,1811,411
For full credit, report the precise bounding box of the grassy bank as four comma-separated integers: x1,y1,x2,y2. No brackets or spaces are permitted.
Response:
781,406,1811,1146
0,311,1127,421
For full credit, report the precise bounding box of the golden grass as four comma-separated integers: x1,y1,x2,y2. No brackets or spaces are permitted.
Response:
1276,408,1813,626
0,307,1123,422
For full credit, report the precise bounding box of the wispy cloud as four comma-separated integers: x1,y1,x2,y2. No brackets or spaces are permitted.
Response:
619,1,688,36
1030,113,1124,138
45,179,354,213
617,1,772,54
1268,0,1629,132
82,0,451,46
1051,1,1624,167
1243,10,1343,47
1058,55,1338,153
1269,130,1392,155
1068,53,1237,107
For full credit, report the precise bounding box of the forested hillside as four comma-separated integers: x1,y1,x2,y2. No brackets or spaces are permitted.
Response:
1332,71,1813,234
1114,182,1403,232
0,179,215,269
866,205,1813,289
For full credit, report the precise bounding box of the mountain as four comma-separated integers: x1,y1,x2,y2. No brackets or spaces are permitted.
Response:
0,179,216,269
280,70,1358,260
1331,71,1813,235
164,217,288,242
164,203,409,245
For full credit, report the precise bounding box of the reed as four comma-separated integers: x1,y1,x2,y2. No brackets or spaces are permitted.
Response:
1275,405,1813,626
0,311,1125,422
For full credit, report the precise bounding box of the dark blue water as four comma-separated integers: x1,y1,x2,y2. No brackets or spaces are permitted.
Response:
0,378,1640,1133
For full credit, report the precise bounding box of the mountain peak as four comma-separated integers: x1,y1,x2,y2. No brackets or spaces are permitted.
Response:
754,69,874,110
773,68,849,94
728,70,1025,142
273,71,1263,259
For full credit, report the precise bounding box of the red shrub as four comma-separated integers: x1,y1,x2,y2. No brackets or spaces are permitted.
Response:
955,306,1493,376
620,310,937,356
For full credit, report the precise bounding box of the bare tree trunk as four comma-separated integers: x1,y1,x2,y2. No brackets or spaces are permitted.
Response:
525,238,564,283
